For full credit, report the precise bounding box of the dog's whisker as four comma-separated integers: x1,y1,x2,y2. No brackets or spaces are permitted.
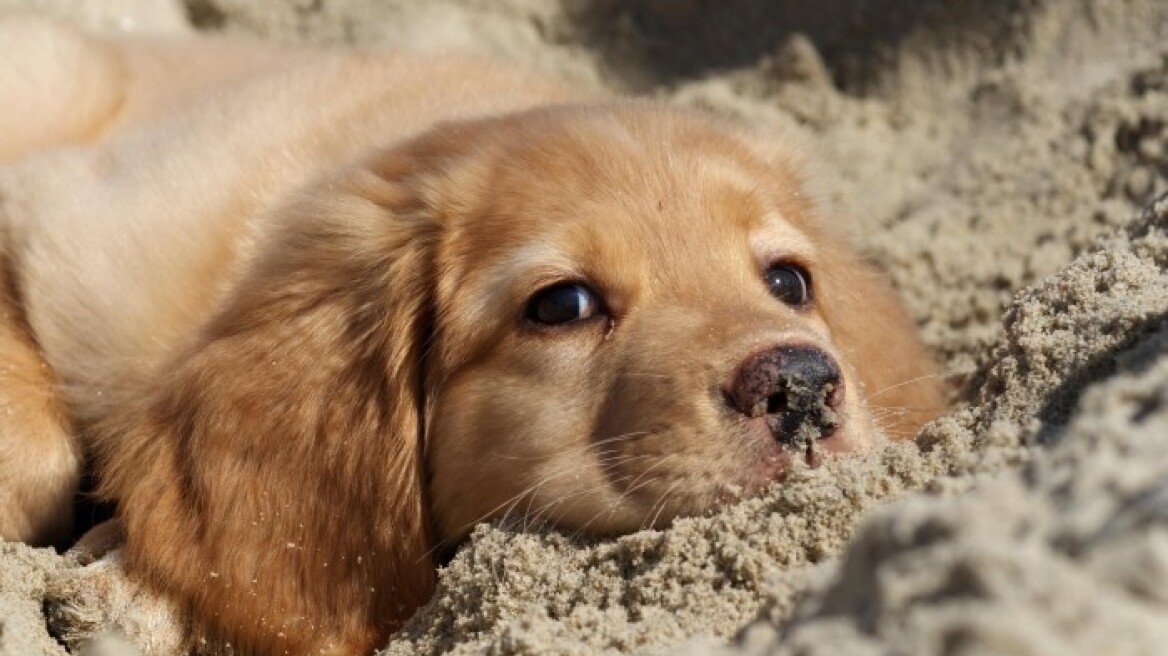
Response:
458,448,650,538
590,430,653,448
460,470,563,537
566,453,682,539
487,431,651,462
498,475,560,533
472,454,655,543
869,408,911,419
866,371,960,401
643,479,685,531
623,466,671,499
562,457,674,541
620,452,680,495
524,485,597,530
874,403,950,411
451,441,661,544
568,481,656,541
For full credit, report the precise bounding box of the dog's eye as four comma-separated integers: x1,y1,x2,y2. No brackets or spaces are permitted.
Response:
765,263,811,307
526,283,602,325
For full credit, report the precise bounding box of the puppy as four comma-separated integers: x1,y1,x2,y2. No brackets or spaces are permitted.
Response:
0,17,946,656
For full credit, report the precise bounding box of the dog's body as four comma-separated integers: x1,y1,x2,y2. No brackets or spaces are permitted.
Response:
0,16,946,655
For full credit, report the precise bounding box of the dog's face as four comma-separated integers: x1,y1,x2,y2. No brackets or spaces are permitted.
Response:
417,105,945,541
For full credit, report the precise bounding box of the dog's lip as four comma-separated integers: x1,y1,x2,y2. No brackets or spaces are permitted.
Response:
712,447,793,503
752,446,797,480
738,413,850,485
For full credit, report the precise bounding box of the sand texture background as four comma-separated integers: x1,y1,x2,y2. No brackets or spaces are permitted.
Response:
1,1,1167,655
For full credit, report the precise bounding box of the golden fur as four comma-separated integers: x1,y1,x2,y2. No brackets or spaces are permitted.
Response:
0,16,946,655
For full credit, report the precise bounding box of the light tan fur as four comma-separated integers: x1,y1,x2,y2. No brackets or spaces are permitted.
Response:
0,17,946,655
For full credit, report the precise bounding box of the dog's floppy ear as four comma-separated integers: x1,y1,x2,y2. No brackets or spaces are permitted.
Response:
94,145,449,654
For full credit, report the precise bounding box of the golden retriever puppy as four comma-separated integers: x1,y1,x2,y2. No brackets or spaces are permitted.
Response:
0,16,946,656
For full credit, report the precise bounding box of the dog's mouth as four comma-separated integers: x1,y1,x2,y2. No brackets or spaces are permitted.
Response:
748,419,840,475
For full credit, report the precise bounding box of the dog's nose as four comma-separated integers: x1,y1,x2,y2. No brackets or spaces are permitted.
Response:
726,345,843,444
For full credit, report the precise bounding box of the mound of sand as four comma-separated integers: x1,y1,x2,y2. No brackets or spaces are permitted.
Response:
1,1,1166,655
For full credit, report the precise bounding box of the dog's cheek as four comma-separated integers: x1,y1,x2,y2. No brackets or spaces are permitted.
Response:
582,318,752,524
426,365,595,541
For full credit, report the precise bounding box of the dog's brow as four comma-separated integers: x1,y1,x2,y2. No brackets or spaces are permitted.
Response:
494,241,577,279
753,212,816,259
476,241,581,306
700,156,801,235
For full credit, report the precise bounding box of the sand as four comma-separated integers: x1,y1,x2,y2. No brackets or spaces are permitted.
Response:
1,1,1166,655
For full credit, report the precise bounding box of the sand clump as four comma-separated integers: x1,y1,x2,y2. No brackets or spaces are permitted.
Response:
0,543,69,655
1,1,1167,655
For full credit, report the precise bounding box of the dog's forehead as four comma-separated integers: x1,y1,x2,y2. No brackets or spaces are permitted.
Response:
454,108,817,265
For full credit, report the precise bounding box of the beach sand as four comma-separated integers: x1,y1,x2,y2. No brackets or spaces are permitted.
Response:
1,1,1166,654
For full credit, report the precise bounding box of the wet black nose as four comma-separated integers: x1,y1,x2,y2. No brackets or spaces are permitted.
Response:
726,345,843,445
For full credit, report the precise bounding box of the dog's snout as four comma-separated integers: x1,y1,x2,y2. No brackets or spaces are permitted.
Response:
726,345,843,444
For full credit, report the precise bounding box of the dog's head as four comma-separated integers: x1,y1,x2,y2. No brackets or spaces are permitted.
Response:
111,103,945,654
410,104,946,540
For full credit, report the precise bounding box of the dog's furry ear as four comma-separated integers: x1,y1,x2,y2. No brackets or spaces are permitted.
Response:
95,149,446,654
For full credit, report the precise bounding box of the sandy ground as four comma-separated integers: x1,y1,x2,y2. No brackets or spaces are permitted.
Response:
1,1,1167,655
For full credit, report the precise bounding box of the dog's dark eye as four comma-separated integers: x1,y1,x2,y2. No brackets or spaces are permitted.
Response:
526,283,602,325
765,263,811,307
